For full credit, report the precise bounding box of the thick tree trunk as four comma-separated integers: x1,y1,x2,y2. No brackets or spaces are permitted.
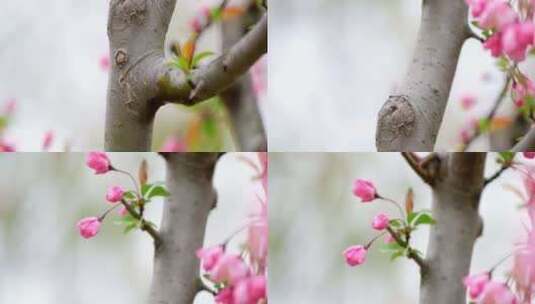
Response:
148,153,219,304
376,0,470,151
419,153,486,304
220,10,267,152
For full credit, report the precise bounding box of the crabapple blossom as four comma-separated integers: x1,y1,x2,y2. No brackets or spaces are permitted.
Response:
99,54,110,71
42,130,54,151
77,217,101,239
524,152,535,159
86,152,111,174
502,22,535,62
0,140,15,152
460,94,477,110
105,186,124,203
343,245,367,266
352,179,377,202
463,272,490,300
371,213,389,231
483,33,503,57
209,254,250,285
478,281,517,304
196,245,225,271
215,287,234,304
160,137,186,152
118,206,128,217
477,0,517,31
233,276,267,304
512,78,535,108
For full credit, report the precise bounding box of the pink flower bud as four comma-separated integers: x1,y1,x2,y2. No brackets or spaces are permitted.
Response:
106,186,124,203
215,287,234,304
384,234,395,244
483,33,503,57
352,179,377,202
502,22,534,62
160,137,186,152
0,140,15,152
118,206,128,216
233,276,267,304
42,130,54,151
196,245,224,271
86,151,111,174
460,94,477,110
524,152,535,159
77,217,101,239
343,245,367,266
463,272,490,300
99,54,110,71
372,213,390,230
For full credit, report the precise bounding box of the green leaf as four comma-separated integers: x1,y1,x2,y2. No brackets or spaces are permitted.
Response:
408,211,436,227
389,219,404,228
123,190,137,201
380,242,404,253
498,151,515,164
390,250,405,261
210,7,223,21
496,56,509,72
123,222,138,234
142,183,170,200
192,51,215,68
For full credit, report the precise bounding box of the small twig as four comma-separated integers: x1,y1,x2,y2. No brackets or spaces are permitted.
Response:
462,75,512,151
466,24,485,43
512,126,535,152
386,226,428,271
484,163,511,187
401,152,436,185
195,277,217,296
120,199,162,248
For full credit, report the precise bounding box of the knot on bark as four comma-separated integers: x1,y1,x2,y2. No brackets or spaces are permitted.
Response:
376,95,416,149
115,49,128,67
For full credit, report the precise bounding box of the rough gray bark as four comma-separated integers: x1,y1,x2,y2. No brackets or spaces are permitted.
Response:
419,153,486,304
148,153,218,304
220,9,267,151
490,114,529,151
105,0,267,151
376,0,470,151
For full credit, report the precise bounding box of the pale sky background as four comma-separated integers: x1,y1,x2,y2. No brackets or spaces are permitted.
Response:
0,152,261,304
269,153,529,303
267,0,535,151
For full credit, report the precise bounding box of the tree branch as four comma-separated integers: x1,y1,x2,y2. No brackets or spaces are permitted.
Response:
386,226,428,271
156,14,268,105
120,199,162,248
401,152,438,185
376,0,470,151
512,126,535,152
420,153,486,304
484,164,511,187
148,153,219,304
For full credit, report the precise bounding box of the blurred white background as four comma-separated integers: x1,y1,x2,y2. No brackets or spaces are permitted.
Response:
269,153,528,303
267,0,534,151
0,0,259,151
0,152,261,304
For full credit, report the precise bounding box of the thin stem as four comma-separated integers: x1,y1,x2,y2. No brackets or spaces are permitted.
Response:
488,251,515,274
98,203,121,221
113,168,141,198
378,195,406,219
365,231,388,248
484,163,512,187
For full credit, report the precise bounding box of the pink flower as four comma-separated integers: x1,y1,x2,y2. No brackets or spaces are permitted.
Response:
502,22,534,62
233,276,267,304
0,140,15,152
524,152,535,159
483,33,503,57
352,179,377,202
215,287,234,304
86,152,111,174
118,206,128,216
99,54,110,71
466,0,488,18
478,281,517,304
343,245,367,266
478,1,517,31
463,272,490,299
210,254,250,285
42,130,54,151
460,94,477,110
160,137,186,152
384,233,395,244
372,213,390,230
106,186,124,203
77,217,101,239
196,245,224,271
189,5,211,33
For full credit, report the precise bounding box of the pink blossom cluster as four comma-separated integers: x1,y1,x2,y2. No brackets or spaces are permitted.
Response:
343,179,395,267
77,152,129,239
464,273,517,304
189,5,212,33
467,0,535,62
196,153,268,304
